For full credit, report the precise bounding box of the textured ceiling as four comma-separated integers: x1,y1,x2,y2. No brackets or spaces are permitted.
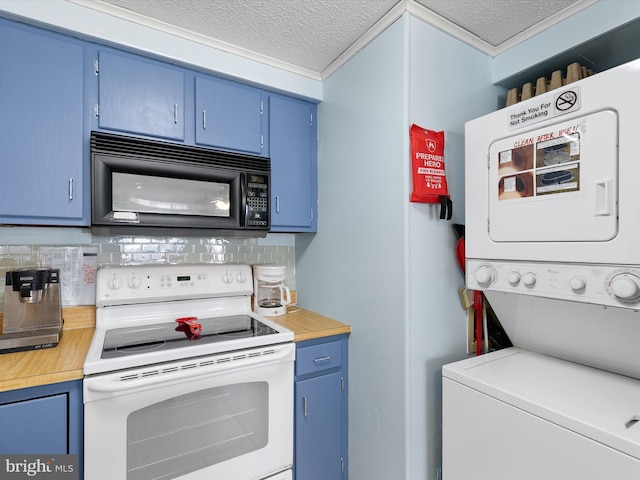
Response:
417,0,585,46
75,0,592,76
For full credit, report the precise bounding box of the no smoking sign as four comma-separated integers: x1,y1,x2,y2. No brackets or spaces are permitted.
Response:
554,87,580,115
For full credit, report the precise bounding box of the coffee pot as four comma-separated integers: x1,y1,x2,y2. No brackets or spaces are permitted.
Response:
253,265,291,317
1,268,63,353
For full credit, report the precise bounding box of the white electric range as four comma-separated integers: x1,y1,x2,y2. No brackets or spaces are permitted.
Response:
83,263,294,480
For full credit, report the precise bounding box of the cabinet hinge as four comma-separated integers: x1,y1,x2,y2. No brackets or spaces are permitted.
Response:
94,103,99,119
93,58,99,76
487,153,490,169
487,217,490,233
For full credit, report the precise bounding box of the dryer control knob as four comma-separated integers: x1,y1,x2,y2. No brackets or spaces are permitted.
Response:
474,265,495,287
507,271,521,286
610,273,640,300
523,273,537,287
569,277,586,292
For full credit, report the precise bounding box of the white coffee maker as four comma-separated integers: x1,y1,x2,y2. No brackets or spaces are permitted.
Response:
253,264,291,317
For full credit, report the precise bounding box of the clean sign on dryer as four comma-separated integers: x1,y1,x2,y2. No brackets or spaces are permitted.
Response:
488,110,617,243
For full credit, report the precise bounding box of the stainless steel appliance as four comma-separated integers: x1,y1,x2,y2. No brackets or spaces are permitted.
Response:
91,131,271,237
253,265,291,317
83,263,294,480
0,268,62,353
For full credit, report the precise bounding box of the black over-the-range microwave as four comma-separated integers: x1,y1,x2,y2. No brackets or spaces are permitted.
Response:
91,131,270,237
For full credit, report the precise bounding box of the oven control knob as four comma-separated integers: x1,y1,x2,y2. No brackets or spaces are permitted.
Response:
569,276,586,292
107,276,123,290
222,272,233,284
128,275,142,289
236,271,247,283
609,273,640,300
507,271,521,286
523,273,537,287
474,265,495,287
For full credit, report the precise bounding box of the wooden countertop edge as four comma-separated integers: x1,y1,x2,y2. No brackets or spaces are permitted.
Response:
0,370,84,393
291,325,352,342
268,307,351,342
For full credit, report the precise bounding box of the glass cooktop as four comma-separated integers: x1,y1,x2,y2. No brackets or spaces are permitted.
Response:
101,315,279,359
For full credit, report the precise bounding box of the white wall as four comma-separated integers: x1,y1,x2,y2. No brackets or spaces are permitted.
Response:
493,0,640,83
296,13,501,480
406,16,501,479
296,16,409,480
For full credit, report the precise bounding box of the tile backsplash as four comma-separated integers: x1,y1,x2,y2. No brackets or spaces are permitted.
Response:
0,227,295,309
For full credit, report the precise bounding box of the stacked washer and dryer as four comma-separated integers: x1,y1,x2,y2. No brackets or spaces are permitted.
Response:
443,58,640,479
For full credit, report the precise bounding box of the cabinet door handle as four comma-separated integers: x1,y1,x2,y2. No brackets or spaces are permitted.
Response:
313,356,331,364
303,396,308,417
276,196,280,214
174,104,178,124
202,109,207,129
68,178,74,201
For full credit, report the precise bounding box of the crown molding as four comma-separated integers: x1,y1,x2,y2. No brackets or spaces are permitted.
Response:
68,0,322,80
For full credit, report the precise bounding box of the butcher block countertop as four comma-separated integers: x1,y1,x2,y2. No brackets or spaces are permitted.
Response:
0,306,95,393
0,302,350,393
268,306,351,342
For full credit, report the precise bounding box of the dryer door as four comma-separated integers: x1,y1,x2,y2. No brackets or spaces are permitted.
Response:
488,110,618,242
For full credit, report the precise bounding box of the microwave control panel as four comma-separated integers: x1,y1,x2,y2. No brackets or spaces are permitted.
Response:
245,174,269,228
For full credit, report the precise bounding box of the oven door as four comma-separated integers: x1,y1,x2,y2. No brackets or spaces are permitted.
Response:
84,343,294,480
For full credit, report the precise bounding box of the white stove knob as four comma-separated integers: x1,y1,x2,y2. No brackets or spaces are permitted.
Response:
107,276,123,290
474,265,495,287
523,272,537,287
609,273,640,300
507,271,521,286
222,272,233,284
236,271,247,283
569,276,586,292
128,275,142,289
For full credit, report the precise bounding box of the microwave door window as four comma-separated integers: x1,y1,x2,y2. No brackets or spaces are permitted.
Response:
112,172,230,217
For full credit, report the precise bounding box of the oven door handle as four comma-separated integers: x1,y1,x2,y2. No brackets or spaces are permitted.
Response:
85,345,294,394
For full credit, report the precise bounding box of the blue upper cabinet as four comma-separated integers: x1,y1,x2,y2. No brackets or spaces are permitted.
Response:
269,94,318,232
97,50,186,141
0,20,88,225
195,76,267,156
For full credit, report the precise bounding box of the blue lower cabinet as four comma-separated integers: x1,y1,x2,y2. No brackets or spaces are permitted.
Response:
294,335,348,480
0,380,83,478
